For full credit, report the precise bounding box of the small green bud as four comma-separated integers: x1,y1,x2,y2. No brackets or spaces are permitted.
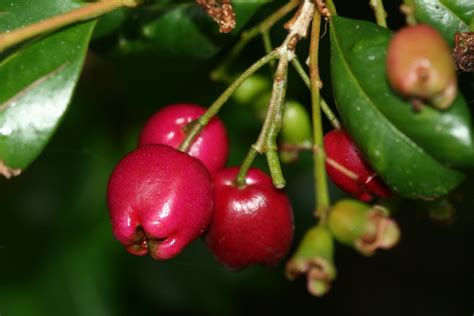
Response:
285,225,336,297
328,199,400,256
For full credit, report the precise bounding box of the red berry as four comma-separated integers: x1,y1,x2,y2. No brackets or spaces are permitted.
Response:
205,167,294,270
324,130,392,202
139,103,229,175
107,144,214,260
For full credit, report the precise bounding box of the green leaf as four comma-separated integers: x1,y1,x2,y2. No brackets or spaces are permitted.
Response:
330,16,471,199
0,1,95,177
92,8,128,40
119,1,266,59
412,0,474,46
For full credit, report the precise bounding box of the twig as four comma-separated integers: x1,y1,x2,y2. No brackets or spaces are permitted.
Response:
369,0,387,28
0,0,141,53
309,9,330,218
291,57,341,129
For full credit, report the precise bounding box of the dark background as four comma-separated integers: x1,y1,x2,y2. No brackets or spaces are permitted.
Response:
1,1,473,315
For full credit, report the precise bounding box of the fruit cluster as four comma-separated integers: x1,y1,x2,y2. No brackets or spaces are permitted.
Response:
105,21,461,295
107,103,294,269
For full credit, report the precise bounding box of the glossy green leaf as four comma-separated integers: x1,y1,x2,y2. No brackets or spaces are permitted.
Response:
119,1,266,59
92,8,128,40
0,1,95,176
330,16,470,199
349,35,474,168
412,0,474,46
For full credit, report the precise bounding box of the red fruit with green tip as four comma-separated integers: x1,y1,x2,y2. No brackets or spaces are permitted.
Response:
205,167,294,270
139,103,229,175
107,144,214,260
324,129,392,202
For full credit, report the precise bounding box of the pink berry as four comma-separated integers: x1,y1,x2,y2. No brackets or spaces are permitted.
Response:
324,130,392,202
386,24,457,110
139,103,229,174
205,167,294,270
107,144,214,260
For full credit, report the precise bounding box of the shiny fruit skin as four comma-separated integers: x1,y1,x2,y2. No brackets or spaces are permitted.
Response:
205,167,294,270
139,103,229,175
107,144,214,260
324,129,392,201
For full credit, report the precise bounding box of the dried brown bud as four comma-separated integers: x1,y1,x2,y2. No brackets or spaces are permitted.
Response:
453,32,474,72
196,0,236,33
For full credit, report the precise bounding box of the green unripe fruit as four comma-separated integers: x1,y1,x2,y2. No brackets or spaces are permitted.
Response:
279,100,312,163
328,199,400,256
285,225,336,297
233,74,271,106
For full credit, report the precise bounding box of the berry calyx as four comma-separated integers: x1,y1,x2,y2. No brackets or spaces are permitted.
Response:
139,103,229,175
205,167,294,270
386,24,457,110
285,225,336,297
324,129,392,202
107,144,214,260
328,199,400,256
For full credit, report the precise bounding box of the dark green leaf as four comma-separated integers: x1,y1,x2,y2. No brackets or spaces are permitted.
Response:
412,0,474,46
330,16,471,199
0,1,95,176
92,8,128,40
119,1,267,59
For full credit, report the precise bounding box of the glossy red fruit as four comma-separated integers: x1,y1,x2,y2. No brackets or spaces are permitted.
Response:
324,129,392,202
386,24,457,110
107,144,214,260
139,103,229,175
205,167,294,270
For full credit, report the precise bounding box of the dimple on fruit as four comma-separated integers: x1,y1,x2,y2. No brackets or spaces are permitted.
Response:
386,24,457,110
139,103,229,175
205,167,294,270
107,144,214,260
324,129,392,202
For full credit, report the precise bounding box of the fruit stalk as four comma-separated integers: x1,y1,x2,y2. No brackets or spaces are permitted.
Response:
369,0,387,28
290,56,341,129
236,0,317,187
235,53,288,188
309,8,330,218
211,0,299,81
0,0,141,53
179,50,279,152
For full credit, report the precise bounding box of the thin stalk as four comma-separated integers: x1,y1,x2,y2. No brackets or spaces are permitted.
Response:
291,57,341,129
263,54,289,188
261,30,276,69
235,147,258,187
324,0,337,16
280,143,358,180
210,0,298,81
179,50,279,152
369,0,387,28
309,11,330,218
0,0,140,53
235,53,289,188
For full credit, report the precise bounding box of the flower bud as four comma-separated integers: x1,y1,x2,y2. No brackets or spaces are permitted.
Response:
285,225,336,297
328,199,400,256
387,24,457,110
